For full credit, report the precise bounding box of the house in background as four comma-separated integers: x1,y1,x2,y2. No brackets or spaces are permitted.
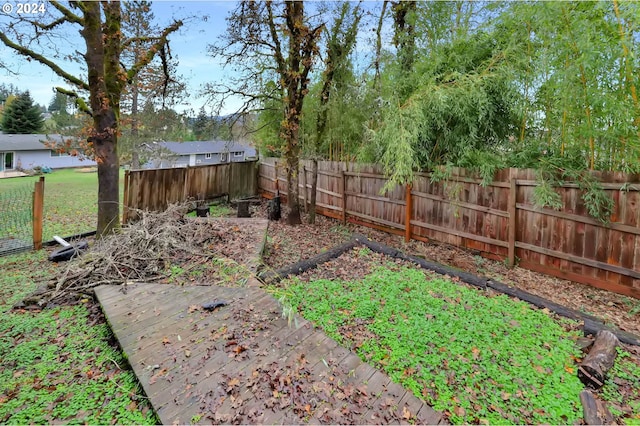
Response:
0,133,96,172
144,140,257,169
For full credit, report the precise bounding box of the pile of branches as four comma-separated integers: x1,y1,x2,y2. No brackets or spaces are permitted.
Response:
25,203,228,307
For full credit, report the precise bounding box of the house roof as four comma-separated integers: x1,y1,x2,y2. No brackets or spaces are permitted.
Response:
0,133,68,151
157,141,256,156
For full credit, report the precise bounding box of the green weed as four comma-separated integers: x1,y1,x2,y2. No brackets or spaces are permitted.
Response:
600,348,640,424
0,304,157,424
167,264,185,282
0,250,52,310
284,266,584,425
329,223,351,237
210,258,250,286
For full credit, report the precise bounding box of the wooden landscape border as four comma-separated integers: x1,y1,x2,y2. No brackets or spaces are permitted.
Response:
258,158,640,299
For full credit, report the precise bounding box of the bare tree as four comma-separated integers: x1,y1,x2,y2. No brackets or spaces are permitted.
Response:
207,1,323,225
0,1,182,236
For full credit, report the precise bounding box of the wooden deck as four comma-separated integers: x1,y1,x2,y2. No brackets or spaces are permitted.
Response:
95,282,445,425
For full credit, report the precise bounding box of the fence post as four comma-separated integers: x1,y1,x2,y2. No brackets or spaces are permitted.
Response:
32,176,44,250
405,183,413,243
182,167,189,203
341,169,347,224
227,163,233,201
507,177,517,267
122,170,130,224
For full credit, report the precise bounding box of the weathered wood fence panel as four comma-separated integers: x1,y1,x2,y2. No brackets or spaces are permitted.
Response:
259,158,640,299
123,161,258,222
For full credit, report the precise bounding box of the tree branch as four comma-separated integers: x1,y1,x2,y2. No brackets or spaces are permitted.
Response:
126,19,183,82
55,86,92,116
0,32,90,91
48,1,83,25
266,2,287,81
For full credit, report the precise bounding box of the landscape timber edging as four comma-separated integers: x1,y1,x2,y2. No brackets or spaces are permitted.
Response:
258,237,359,285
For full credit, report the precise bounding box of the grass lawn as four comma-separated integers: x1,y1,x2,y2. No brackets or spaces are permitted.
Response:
0,168,124,241
0,169,156,424
281,251,640,425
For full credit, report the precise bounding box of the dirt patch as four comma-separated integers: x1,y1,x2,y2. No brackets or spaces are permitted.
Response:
75,167,97,173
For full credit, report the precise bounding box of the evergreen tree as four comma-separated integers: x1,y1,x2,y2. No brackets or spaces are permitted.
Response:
193,106,213,140
1,91,44,134
48,92,69,113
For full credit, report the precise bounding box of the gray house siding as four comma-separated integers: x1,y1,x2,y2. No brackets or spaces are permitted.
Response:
143,141,256,169
0,133,97,171
195,152,240,165
14,150,96,170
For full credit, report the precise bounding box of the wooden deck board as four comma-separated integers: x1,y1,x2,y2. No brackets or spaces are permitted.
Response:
122,289,275,368
153,318,322,419
95,282,444,425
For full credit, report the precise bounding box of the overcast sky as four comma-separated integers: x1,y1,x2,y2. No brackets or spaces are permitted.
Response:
0,1,241,115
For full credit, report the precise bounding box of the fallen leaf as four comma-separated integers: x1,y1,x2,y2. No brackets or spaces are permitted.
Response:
402,406,412,420
162,337,170,345
471,347,480,360
149,368,167,385
356,385,368,396
233,345,247,354
228,377,240,387
184,349,191,358
453,406,466,417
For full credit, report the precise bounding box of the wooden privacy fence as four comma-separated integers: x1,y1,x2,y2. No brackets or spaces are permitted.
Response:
123,161,258,223
259,158,640,299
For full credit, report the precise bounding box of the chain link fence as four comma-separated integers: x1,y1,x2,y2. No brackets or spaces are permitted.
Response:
0,183,33,256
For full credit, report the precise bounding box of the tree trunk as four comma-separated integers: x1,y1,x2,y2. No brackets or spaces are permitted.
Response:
578,330,619,389
83,2,122,237
309,158,318,224
374,1,388,92
94,114,121,237
131,74,141,170
286,147,301,225
282,0,305,226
